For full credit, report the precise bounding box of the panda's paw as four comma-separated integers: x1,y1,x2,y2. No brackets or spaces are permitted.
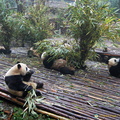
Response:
36,82,44,89
26,85,33,91
35,90,42,96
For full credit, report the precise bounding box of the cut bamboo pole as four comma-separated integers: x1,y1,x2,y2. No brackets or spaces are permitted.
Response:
0,91,70,120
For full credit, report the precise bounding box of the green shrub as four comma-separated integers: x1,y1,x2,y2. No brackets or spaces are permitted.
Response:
26,3,52,43
67,0,119,68
0,0,14,52
12,107,53,120
8,3,52,47
35,39,80,68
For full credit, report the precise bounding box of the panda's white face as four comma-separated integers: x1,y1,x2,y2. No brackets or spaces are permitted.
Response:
5,63,32,76
41,52,47,61
18,63,31,76
108,58,120,68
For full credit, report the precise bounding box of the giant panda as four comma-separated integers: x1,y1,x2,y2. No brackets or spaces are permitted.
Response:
41,52,75,75
27,47,40,58
107,58,120,77
0,46,11,54
4,62,43,97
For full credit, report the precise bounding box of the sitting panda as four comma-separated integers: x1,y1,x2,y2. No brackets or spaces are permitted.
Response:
41,52,75,75
107,58,120,77
4,62,43,97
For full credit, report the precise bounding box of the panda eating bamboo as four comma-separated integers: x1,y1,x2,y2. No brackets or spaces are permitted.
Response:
4,62,43,97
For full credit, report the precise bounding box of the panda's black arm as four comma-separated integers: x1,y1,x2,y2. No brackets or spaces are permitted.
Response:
16,82,33,91
7,81,33,91
23,70,34,82
109,66,120,77
5,76,33,91
23,73,32,82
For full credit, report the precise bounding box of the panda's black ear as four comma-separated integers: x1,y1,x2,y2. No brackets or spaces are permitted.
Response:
17,64,21,69
17,61,20,64
106,59,109,64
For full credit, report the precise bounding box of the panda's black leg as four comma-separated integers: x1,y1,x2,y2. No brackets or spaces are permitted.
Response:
9,93,17,98
36,82,44,89
22,91,28,98
35,90,42,96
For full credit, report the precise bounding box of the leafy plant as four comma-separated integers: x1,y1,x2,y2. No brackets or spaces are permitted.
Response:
12,105,54,120
14,14,35,47
109,0,120,17
23,89,38,117
12,90,49,120
0,105,6,119
35,39,80,68
0,0,14,53
67,0,119,68
26,2,52,42
10,3,52,47
116,21,120,38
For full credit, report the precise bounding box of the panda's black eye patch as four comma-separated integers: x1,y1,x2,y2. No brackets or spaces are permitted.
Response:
26,67,28,71
114,59,117,62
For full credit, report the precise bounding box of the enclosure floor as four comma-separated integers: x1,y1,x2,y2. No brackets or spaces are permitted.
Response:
0,47,120,120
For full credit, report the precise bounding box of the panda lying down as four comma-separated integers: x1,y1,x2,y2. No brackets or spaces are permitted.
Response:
41,52,75,75
5,62,43,97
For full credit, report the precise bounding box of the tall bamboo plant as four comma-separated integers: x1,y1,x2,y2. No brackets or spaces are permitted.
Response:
0,0,14,53
68,0,118,69
26,3,52,42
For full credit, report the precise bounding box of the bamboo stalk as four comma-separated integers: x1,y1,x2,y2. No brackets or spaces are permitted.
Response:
1,86,119,120
18,97,84,119
0,91,70,120
43,92,119,120
47,86,120,107
97,105,120,114
34,108,70,120
17,97,73,119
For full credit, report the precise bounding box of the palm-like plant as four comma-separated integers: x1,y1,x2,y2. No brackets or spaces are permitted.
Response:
68,0,119,69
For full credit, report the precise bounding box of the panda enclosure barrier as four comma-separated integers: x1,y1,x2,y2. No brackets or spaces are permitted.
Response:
0,50,120,120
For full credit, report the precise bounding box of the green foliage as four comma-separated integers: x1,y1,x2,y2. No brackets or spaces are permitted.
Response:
35,39,70,58
10,3,52,47
0,0,14,51
116,21,120,38
12,107,38,120
23,89,38,117
13,107,52,120
67,0,119,68
13,107,24,120
109,0,119,7
9,13,36,47
0,109,6,119
35,39,81,68
109,0,120,13
12,90,51,120
0,2,52,47
4,0,16,8
0,100,3,103
26,3,52,42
